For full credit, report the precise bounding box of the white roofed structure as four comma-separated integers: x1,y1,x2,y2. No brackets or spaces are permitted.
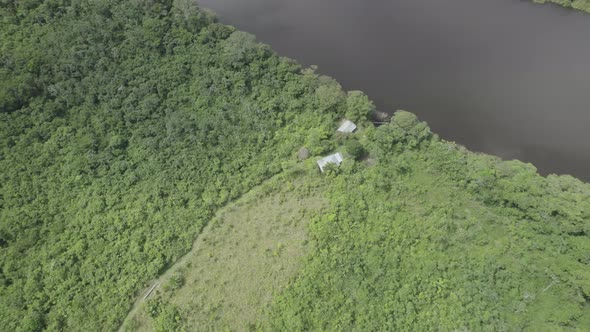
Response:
337,120,357,133
317,153,344,172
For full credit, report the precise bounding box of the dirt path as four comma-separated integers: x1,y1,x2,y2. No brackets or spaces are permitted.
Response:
117,173,285,331
118,168,327,331
117,216,217,332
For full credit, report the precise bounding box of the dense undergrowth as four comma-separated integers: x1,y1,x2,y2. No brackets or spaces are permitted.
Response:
1,1,589,331
268,112,590,331
0,1,370,330
125,170,328,331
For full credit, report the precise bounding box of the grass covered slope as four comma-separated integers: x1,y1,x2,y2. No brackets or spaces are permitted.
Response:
124,171,328,331
1,1,589,331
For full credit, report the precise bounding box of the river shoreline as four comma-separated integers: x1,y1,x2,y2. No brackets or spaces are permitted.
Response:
199,0,590,181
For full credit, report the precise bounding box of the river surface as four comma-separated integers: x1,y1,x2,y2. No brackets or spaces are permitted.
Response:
199,0,590,181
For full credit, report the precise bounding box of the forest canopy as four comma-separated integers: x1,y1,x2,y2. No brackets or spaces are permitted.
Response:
0,0,353,329
1,1,589,331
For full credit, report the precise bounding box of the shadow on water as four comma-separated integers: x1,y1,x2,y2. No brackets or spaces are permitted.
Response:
199,0,590,181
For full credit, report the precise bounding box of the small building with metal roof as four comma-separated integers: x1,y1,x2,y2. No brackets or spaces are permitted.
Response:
317,152,344,172
337,120,357,133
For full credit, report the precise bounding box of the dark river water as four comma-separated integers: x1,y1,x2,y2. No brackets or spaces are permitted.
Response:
199,0,590,181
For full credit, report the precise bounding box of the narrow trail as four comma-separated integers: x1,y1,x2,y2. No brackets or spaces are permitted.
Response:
117,172,289,331
117,207,218,331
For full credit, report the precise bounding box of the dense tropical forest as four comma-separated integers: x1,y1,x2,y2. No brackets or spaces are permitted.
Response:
1,1,589,331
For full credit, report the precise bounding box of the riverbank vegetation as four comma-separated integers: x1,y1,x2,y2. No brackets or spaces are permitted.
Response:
1,1,589,331
268,112,590,330
534,0,590,13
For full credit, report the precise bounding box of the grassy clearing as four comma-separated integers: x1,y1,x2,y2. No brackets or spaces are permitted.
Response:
122,167,329,331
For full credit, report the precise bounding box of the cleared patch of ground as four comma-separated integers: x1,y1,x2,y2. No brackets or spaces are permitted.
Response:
122,169,328,331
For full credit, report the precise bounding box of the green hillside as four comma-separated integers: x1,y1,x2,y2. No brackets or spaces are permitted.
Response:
1,1,589,331
122,170,329,331
268,112,590,331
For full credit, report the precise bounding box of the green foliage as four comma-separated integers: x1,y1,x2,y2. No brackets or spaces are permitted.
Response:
125,173,328,330
370,110,432,154
1,1,589,331
221,31,263,68
0,1,343,330
344,138,365,160
146,297,183,332
315,77,346,113
305,126,334,156
345,90,375,122
322,162,341,177
392,109,419,128
153,304,183,332
164,272,184,292
267,124,590,330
